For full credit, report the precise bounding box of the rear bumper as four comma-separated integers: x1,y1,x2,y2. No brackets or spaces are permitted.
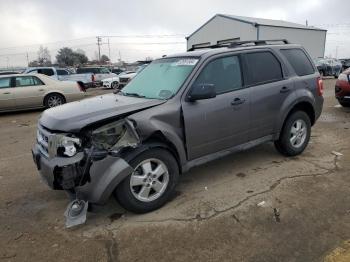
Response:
32,144,133,205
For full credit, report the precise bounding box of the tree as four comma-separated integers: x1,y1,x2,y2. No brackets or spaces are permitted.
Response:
55,47,89,66
28,46,51,66
37,46,52,66
100,54,110,64
56,47,75,66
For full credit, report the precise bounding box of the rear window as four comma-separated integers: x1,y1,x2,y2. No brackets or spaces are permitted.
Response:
245,51,283,85
280,49,315,76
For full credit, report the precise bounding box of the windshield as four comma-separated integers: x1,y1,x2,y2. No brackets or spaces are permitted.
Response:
121,57,198,99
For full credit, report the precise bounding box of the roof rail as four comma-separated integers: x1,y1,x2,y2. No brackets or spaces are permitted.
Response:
189,39,289,51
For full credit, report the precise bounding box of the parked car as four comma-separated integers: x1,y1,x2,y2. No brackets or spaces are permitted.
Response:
24,67,94,88
335,69,350,107
102,76,120,89
340,59,350,72
0,74,86,112
76,67,116,86
111,68,124,75
313,58,342,78
32,40,323,227
118,65,148,88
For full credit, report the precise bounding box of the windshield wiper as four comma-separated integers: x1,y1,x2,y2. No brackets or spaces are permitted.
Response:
120,91,146,98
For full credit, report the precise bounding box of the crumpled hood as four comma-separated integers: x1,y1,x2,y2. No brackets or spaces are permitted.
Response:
39,93,165,132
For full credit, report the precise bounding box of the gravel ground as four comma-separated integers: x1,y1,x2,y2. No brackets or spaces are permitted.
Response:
0,80,349,262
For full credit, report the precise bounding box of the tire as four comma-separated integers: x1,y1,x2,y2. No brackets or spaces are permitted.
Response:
339,101,350,107
115,148,179,213
44,93,66,108
111,81,119,89
274,111,311,156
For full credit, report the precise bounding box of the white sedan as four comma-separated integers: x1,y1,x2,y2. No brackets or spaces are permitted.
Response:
0,73,86,112
102,76,120,89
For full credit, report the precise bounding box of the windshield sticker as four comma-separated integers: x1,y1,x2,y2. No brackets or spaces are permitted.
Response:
172,59,198,66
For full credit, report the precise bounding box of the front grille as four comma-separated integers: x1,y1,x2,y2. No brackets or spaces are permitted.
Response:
37,125,52,158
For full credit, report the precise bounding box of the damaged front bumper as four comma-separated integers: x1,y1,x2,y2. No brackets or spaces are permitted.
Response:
32,144,133,204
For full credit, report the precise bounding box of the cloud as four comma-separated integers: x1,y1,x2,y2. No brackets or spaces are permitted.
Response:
0,0,349,67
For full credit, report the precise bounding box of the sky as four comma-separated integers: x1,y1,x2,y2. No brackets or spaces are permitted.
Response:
0,0,349,68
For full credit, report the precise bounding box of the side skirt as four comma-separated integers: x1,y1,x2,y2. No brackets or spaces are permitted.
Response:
183,135,274,172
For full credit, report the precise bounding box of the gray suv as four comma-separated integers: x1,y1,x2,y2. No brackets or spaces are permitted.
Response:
32,40,323,225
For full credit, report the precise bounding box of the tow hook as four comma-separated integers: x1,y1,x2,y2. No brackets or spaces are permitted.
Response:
64,199,89,228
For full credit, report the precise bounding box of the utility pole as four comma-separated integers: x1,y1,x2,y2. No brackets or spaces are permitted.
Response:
305,20,308,27
6,57,9,69
96,36,102,62
26,52,29,66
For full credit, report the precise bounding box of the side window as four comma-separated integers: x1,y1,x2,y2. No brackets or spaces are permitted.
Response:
37,69,54,76
0,77,11,89
32,76,45,85
15,76,42,87
280,49,315,76
194,56,242,94
245,51,283,85
57,69,69,75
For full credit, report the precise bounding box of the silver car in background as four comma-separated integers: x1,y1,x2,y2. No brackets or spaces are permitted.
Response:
0,74,86,112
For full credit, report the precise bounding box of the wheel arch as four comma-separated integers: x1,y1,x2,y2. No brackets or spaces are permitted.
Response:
121,131,183,174
276,100,315,140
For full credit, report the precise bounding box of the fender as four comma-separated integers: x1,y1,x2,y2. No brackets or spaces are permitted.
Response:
275,88,316,137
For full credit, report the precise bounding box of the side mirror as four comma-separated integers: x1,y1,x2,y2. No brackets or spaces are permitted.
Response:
188,83,216,101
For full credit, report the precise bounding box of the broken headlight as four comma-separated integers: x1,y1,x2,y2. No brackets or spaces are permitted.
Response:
48,135,81,158
91,119,139,151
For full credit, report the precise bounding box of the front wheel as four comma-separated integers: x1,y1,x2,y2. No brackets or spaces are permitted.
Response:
111,81,119,89
115,148,179,213
274,111,311,156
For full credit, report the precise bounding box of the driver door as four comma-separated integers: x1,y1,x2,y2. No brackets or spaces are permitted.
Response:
182,55,251,160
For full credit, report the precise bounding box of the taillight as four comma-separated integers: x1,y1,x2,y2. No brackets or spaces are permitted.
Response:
317,77,323,96
77,82,86,92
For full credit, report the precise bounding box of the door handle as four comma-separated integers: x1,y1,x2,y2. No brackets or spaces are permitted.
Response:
3,92,11,94
38,89,44,91
231,98,245,106
280,86,290,93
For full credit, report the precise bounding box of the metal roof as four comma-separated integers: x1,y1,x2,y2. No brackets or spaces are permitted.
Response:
187,14,327,39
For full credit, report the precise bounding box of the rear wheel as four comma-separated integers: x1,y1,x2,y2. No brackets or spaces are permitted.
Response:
44,93,65,108
115,148,179,213
274,111,311,156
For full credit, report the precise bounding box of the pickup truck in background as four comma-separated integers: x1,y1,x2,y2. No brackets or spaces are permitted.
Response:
76,67,117,86
24,67,95,88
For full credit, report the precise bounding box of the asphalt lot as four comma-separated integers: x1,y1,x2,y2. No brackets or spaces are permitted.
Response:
0,81,350,262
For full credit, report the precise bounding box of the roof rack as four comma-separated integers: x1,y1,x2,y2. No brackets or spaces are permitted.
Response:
189,39,289,51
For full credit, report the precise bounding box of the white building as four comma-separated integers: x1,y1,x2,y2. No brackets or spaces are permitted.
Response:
187,14,327,58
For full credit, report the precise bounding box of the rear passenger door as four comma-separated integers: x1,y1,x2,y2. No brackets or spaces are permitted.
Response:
242,50,293,139
182,55,251,160
12,76,47,108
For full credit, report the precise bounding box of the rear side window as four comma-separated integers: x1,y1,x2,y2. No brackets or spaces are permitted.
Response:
57,69,69,75
0,77,11,88
245,52,283,86
15,76,44,87
280,49,315,76
194,56,242,94
37,68,54,76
